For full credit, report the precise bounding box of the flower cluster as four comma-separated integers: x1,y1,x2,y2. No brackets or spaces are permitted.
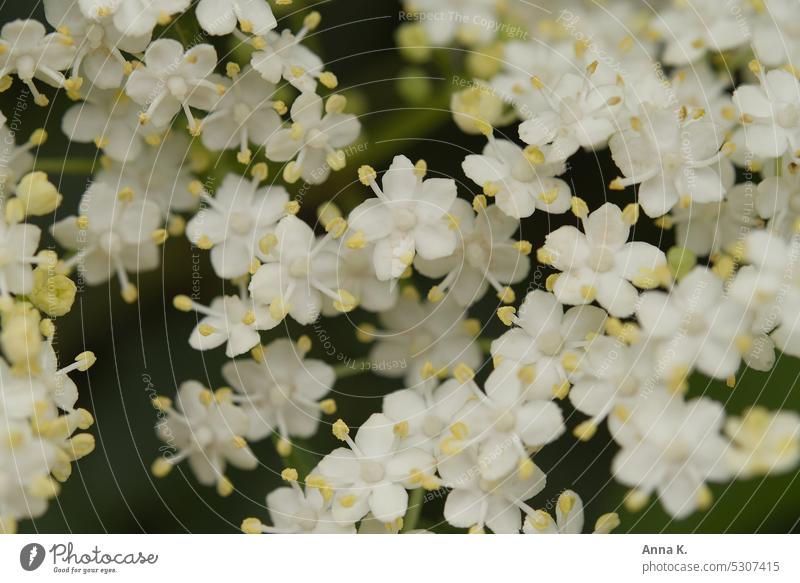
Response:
4,0,800,535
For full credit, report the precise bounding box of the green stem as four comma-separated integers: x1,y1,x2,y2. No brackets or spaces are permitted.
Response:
34,158,96,175
775,156,783,177
402,488,425,532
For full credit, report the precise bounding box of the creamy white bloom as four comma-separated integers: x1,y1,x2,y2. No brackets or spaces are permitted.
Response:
62,89,146,162
196,0,276,36
318,414,437,524
0,20,75,106
0,118,36,197
125,39,221,131
318,242,397,315
266,92,360,185
407,0,500,47
152,380,258,496
382,378,472,453
755,159,800,239
637,267,748,380
251,26,326,93
440,447,546,533
51,181,162,296
200,65,281,163
490,289,606,403
249,214,352,325
733,68,800,159
221,337,335,443
518,68,624,161
0,219,42,297
443,369,564,482
523,489,619,534
43,0,150,90
415,200,529,306
77,0,190,38
347,156,457,280
540,203,667,317
462,135,571,219
186,172,288,279
367,292,482,387
609,104,729,217
725,406,800,479
180,294,277,358
611,392,731,519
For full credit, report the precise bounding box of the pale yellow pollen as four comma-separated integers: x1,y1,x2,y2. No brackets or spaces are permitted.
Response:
332,419,350,441
573,419,597,441
453,363,475,384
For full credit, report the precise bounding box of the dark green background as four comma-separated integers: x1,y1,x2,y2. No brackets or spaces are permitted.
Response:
2,0,798,533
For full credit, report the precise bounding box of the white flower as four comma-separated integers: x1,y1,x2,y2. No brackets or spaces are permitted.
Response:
186,172,288,279
319,242,398,315
77,0,190,38
750,0,800,67
609,104,729,217
0,219,42,297
51,181,162,298
670,182,757,257
728,230,800,359
250,23,328,93
43,0,150,90
125,39,222,131
523,489,619,534
176,293,277,358
382,379,472,453
249,214,353,325
0,20,75,106
199,65,282,163
152,380,258,496
61,89,146,162
652,0,747,65
347,156,457,280
518,68,624,161
490,289,606,404
317,414,437,524
0,118,36,197
637,267,748,380
196,0,276,36
245,469,355,534
0,419,61,530
611,392,731,519
540,202,667,317
266,92,360,185
443,367,564,481
732,67,800,159
96,132,199,219
367,292,482,387
221,337,335,443
439,447,547,533
755,159,800,239
461,134,571,219
415,200,529,307
725,406,800,479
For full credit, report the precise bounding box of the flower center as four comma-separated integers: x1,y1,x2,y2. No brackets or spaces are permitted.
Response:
423,415,444,438
360,460,385,483
167,76,188,100
393,207,417,231
289,256,310,278
229,211,253,235
537,330,564,356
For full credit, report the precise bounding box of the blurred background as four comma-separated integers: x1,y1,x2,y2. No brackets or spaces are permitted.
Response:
2,0,798,533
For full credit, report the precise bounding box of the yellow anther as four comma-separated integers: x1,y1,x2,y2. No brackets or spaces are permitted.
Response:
152,396,172,412
622,203,639,225
518,457,536,480
276,438,292,457
346,231,367,249
609,177,625,190
232,436,247,449
338,494,357,508
216,476,234,497
333,289,358,313
173,295,193,312
319,399,337,415
319,71,338,89
258,233,278,255
420,361,437,379
497,306,516,326
196,235,213,250
453,363,475,384
326,150,346,171
272,100,287,115
281,468,299,482
285,200,301,215
428,285,445,302
472,194,487,211
332,419,350,441
513,240,532,255
482,181,499,197
358,165,377,185
468,525,485,534
238,18,253,33
558,492,576,515
528,509,553,531
536,247,555,265
151,458,173,478
283,162,302,184
579,285,597,301
268,297,291,321
236,148,252,165
450,422,469,440
198,388,214,406
561,352,579,372
152,229,168,245
394,421,409,438
571,196,589,219
198,323,216,337
552,380,570,400
523,146,545,164
497,286,515,304
624,489,650,512
225,62,241,77
303,11,321,30
74,351,96,372
325,94,347,114
530,75,544,89
573,419,597,441
241,517,263,534
355,323,376,343
517,365,536,384
594,512,620,533
414,159,427,178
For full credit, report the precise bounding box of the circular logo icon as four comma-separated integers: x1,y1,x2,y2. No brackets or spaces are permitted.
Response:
19,543,46,571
